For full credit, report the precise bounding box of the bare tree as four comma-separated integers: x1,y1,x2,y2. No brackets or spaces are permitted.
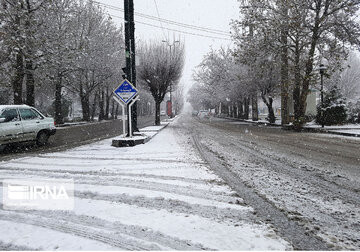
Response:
327,52,360,102
232,0,360,128
138,41,184,125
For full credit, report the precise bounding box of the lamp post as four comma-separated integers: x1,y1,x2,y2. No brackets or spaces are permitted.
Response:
318,61,328,128
162,40,179,118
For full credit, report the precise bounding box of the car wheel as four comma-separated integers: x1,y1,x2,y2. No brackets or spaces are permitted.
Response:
37,131,49,146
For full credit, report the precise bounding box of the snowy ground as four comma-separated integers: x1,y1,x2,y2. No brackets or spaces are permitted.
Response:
183,116,360,250
0,121,290,250
328,129,360,135
222,114,360,136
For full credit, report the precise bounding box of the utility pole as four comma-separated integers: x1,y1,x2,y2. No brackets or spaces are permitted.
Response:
162,39,179,118
124,0,138,134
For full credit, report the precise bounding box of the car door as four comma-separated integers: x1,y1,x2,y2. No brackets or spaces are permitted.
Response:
18,108,42,141
0,108,23,145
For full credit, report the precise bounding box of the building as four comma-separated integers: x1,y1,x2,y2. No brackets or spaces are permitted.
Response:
288,89,318,119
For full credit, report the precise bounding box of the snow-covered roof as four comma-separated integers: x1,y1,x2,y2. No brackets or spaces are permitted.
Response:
0,104,31,111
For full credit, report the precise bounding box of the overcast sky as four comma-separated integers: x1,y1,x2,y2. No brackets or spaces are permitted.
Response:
96,0,239,94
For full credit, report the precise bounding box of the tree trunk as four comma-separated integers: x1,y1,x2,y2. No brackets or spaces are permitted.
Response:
261,94,275,123
155,101,161,125
54,76,63,124
238,100,244,119
267,97,276,124
25,58,35,106
80,93,90,122
251,94,258,121
91,92,97,121
111,99,115,119
12,53,24,104
105,87,110,120
115,104,119,119
99,89,105,121
295,7,321,126
244,97,250,119
280,1,289,125
293,40,302,127
24,0,35,107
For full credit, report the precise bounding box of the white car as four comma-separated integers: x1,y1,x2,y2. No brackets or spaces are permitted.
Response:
0,105,56,148
197,110,210,119
160,110,166,116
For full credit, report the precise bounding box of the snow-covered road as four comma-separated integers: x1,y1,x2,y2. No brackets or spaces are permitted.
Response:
0,120,290,250
182,115,360,250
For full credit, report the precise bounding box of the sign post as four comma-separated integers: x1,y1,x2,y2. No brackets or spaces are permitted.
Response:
128,95,139,137
113,79,138,137
112,96,126,136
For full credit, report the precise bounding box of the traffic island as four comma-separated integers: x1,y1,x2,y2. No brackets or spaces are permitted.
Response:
112,122,170,148
112,134,149,147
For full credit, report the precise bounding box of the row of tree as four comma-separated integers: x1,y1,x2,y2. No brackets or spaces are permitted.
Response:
0,0,185,125
189,0,360,127
0,0,124,124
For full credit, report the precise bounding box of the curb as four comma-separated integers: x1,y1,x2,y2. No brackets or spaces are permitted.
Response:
301,127,360,138
218,116,282,127
112,119,172,147
140,121,171,142
217,116,360,138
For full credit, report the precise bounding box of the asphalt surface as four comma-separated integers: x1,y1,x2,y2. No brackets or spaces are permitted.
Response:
0,115,158,161
176,115,360,250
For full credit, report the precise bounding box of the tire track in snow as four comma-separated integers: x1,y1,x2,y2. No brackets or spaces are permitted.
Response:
192,119,360,249
36,154,207,165
0,170,238,204
0,212,162,250
76,191,253,223
0,210,207,250
0,165,215,185
192,135,330,250
225,134,360,203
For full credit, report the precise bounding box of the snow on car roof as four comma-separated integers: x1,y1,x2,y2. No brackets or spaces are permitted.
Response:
0,104,31,110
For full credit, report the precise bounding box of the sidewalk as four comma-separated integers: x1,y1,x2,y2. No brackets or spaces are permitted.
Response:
218,115,360,138
0,119,291,250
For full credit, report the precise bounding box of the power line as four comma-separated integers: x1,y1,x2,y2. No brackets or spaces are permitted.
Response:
153,0,167,40
93,1,231,37
109,14,232,41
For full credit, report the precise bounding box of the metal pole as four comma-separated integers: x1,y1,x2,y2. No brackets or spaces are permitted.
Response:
124,0,131,136
121,104,126,136
112,96,127,136
162,41,179,118
129,0,138,133
320,70,324,128
128,95,139,138
169,45,173,118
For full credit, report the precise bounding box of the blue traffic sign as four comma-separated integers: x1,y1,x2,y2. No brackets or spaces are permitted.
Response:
113,79,138,104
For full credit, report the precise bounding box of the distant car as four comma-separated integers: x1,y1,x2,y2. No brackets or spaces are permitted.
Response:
192,110,198,117
197,110,210,119
160,110,166,116
0,105,56,148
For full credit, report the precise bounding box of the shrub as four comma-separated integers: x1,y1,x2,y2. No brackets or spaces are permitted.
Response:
316,86,347,126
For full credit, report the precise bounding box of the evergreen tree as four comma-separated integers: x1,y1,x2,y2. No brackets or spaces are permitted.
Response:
316,86,347,126
347,100,360,124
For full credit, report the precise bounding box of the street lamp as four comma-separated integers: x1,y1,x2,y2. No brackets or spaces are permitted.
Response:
318,58,328,128
163,40,180,118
